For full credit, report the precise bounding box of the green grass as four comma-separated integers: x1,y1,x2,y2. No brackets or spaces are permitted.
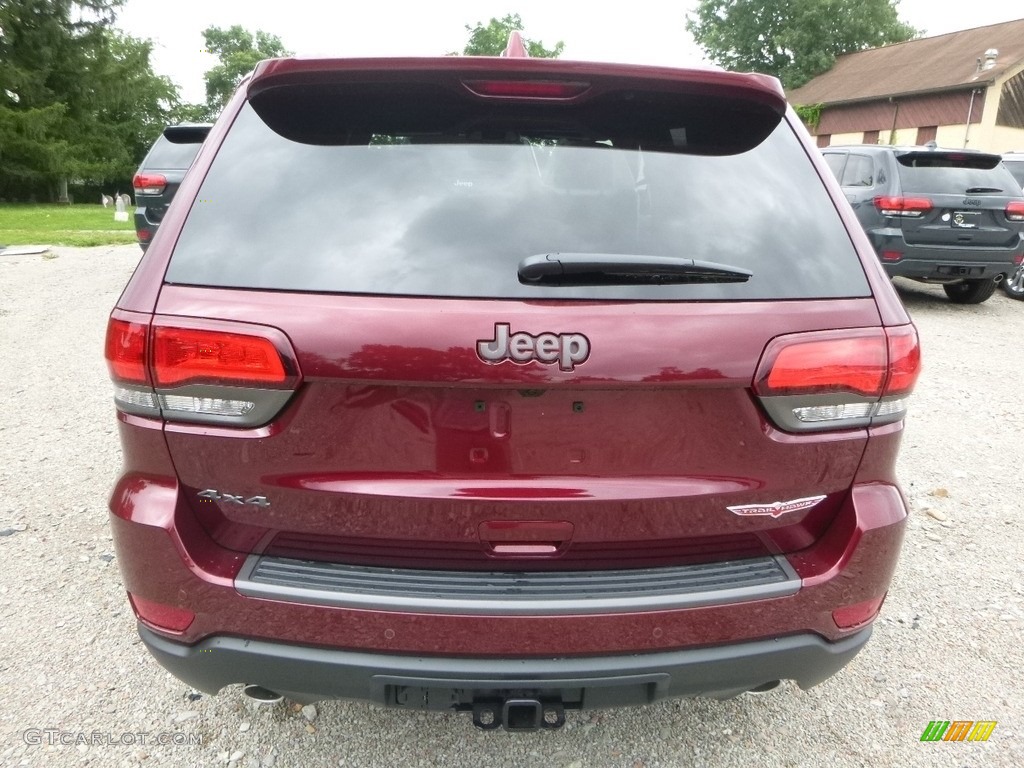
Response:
0,203,138,247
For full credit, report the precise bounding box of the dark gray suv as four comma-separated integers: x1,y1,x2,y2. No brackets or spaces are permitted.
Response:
1001,154,1024,300
823,145,1024,303
132,124,211,250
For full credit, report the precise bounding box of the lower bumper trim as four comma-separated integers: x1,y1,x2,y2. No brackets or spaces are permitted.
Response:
139,624,871,708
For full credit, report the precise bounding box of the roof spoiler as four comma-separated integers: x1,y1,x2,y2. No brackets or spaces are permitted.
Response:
163,124,213,144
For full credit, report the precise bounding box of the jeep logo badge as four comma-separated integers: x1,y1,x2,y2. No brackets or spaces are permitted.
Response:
477,323,590,371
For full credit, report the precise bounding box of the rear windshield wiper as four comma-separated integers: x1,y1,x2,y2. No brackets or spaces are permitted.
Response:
518,253,752,287
965,186,1003,194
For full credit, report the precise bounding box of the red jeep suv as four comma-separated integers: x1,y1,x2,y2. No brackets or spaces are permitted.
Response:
104,54,921,731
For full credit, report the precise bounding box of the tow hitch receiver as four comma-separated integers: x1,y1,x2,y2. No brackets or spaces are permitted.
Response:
472,698,565,731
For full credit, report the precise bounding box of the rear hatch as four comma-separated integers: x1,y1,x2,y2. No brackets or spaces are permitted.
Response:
148,60,898,571
892,150,1024,252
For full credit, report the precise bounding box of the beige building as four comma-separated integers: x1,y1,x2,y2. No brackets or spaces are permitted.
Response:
787,19,1024,153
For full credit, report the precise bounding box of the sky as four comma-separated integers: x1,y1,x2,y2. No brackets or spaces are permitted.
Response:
115,0,1024,104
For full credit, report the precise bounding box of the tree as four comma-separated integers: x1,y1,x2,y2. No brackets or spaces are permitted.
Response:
462,13,564,58
73,31,180,180
0,0,178,200
200,25,290,116
686,0,917,89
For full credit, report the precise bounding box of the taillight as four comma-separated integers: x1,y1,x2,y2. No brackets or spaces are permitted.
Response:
1006,201,1024,221
105,318,149,384
761,335,887,397
152,327,289,387
462,80,591,99
137,228,151,242
884,325,921,396
104,314,300,426
133,173,166,195
873,196,932,217
754,326,921,432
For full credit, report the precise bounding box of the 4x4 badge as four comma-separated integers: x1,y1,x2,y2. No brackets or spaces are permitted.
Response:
727,495,826,518
197,489,270,507
477,323,590,371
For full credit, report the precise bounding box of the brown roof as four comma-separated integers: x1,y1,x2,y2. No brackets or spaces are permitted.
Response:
787,18,1024,106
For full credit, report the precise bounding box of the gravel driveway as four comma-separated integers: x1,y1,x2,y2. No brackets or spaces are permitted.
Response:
1,245,1021,767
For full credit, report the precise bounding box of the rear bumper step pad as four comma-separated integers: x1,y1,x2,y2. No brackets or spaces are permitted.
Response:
236,554,800,615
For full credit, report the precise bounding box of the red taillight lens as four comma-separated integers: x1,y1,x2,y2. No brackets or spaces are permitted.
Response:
1006,201,1024,221
137,228,151,241
152,327,288,387
885,325,921,395
128,593,195,633
133,173,166,195
873,196,932,217
832,595,886,629
105,318,149,384
881,250,903,262
462,79,590,99
758,333,887,397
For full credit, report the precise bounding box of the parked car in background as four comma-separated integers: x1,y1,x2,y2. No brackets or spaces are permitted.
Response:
104,54,921,731
132,124,211,250
1001,153,1024,300
1003,261,1024,299
823,145,1024,303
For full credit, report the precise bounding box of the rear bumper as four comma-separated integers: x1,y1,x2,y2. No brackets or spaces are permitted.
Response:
865,229,1022,280
109,418,908,709
140,624,871,707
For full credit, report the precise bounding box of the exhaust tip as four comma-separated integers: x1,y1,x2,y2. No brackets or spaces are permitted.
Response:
242,684,283,704
746,680,782,695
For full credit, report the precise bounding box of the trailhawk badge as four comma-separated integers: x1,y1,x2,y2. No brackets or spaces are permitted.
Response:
727,495,826,519
477,323,590,371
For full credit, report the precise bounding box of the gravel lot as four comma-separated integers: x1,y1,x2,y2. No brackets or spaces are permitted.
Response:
1,244,1021,767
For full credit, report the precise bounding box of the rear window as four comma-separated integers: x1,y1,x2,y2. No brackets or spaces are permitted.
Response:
166,83,869,301
1003,159,1024,189
143,136,203,170
896,152,1018,196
